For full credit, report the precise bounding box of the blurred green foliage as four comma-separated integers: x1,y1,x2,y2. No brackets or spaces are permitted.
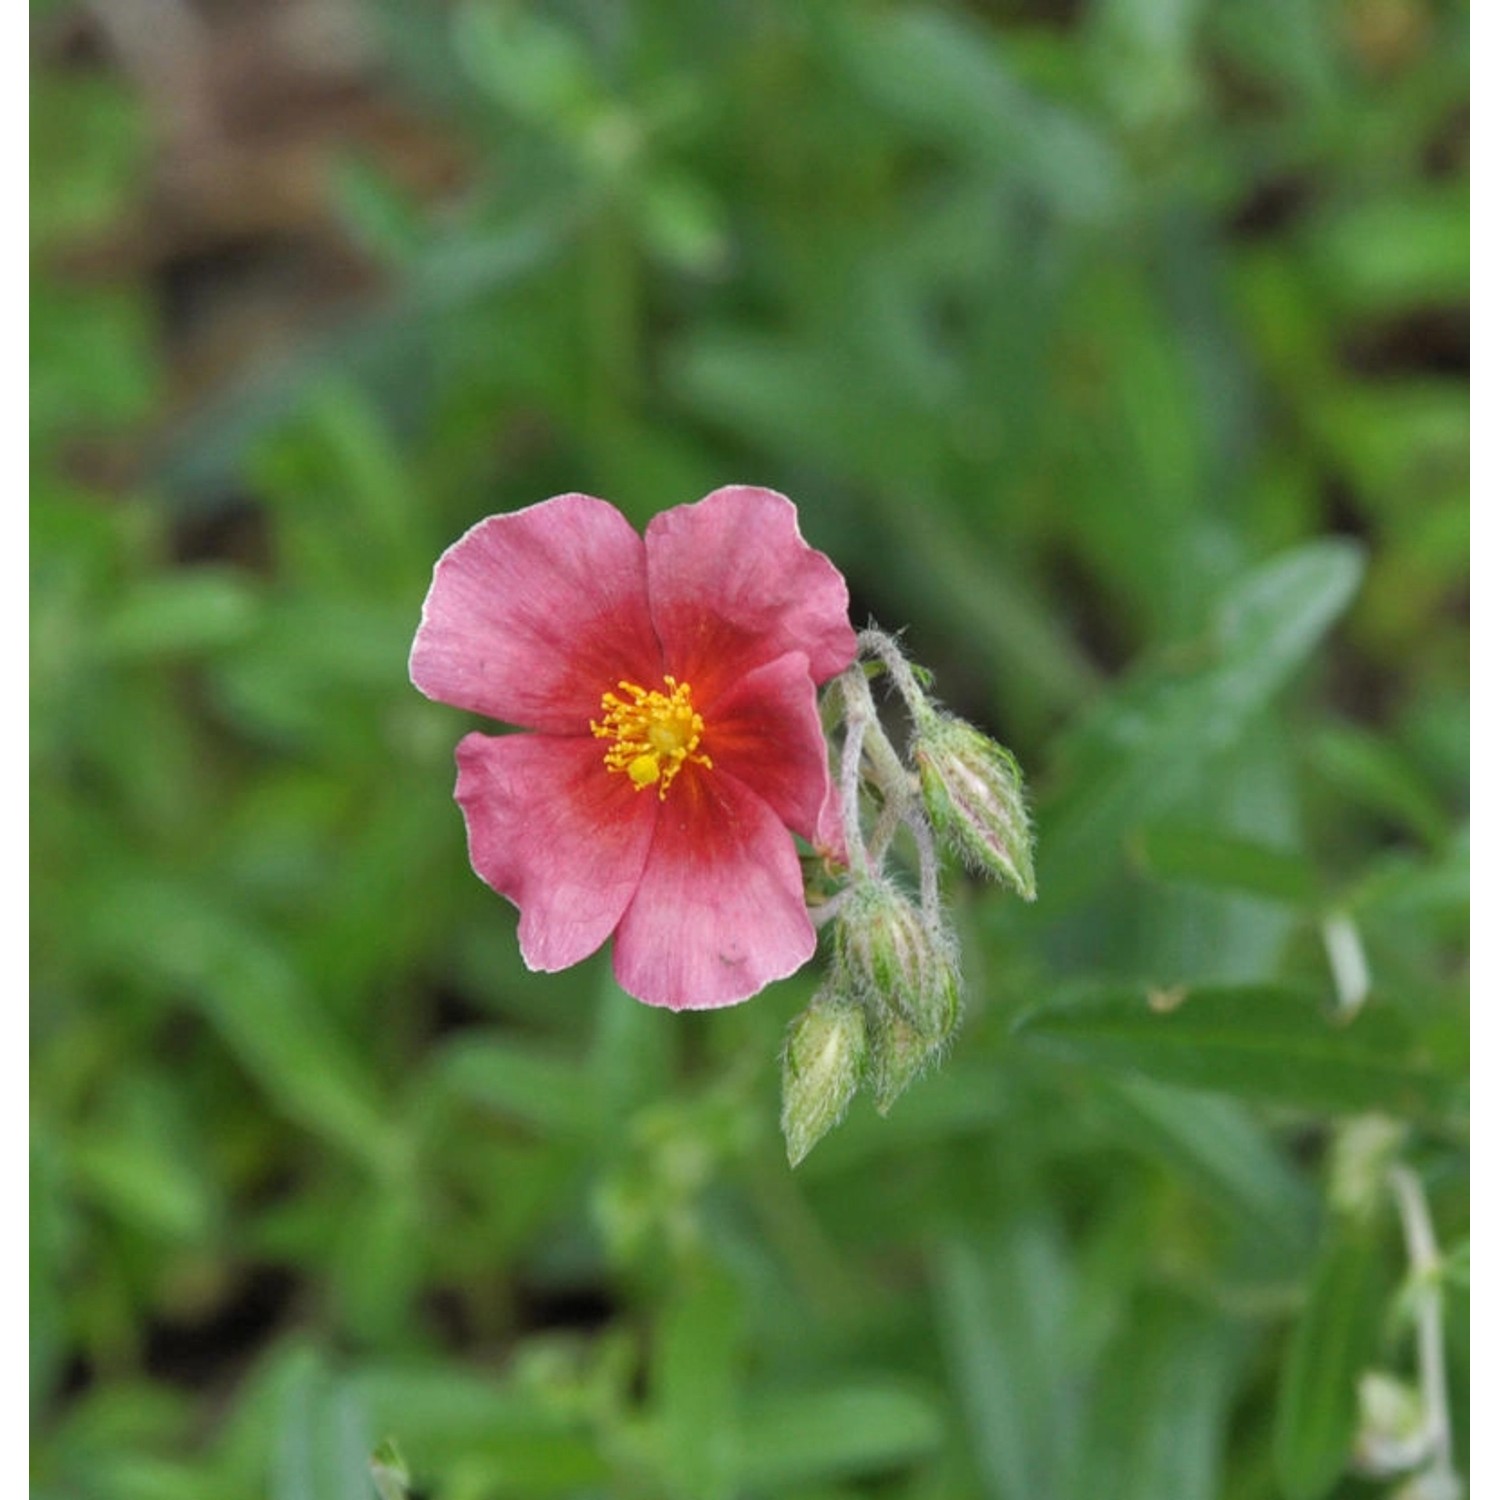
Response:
32,1,1466,1498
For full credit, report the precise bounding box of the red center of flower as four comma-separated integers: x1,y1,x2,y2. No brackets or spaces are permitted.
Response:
591,676,713,799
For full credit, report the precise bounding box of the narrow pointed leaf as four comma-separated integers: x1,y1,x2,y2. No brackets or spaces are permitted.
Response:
1274,1226,1386,1500
1014,983,1462,1119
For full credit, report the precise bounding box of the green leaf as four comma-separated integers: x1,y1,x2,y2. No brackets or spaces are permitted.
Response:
99,570,262,660
69,1131,212,1245
1097,1078,1317,1258
737,1383,944,1491
453,1,601,127
1211,541,1366,709
331,155,425,267
154,213,568,497
214,596,417,755
294,384,431,580
1085,0,1204,129
422,1036,602,1140
32,283,159,445
796,1059,1016,1178
31,74,148,249
1311,723,1454,849
652,1263,743,1500
638,170,729,274
85,879,397,1172
353,1367,610,1487
271,1349,375,1500
589,968,678,1118
839,7,1123,221
1349,838,1469,926
1308,185,1469,320
1273,1226,1386,1500
330,1188,428,1348
30,1133,72,1406
1073,1295,1243,1500
1132,822,1320,905
933,1220,1075,1499
1013,983,1462,1119
1041,541,1365,906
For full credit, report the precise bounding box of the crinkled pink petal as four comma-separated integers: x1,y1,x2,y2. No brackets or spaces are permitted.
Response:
455,731,657,972
612,770,816,1010
699,651,830,843
411,494,661,732
644,486,857,690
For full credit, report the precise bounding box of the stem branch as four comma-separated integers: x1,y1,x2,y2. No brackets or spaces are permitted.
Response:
1389,1165,1457,1494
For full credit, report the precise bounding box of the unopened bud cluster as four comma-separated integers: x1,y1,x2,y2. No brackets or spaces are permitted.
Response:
781,628,1036,1165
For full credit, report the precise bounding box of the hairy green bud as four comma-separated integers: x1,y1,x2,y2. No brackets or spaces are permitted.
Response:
1352,1372,1433,1480
833,878,962,1041
911,711,1036,900
780,990,868,1167
866,1004,943,1115
370,1439,412,1500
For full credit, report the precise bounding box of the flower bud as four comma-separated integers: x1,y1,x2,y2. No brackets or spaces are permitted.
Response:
780,990,868,1167
370,1440,412,1500
833,879,962,1042
866,1004,941,1115
1352,1372,1433,1479
911,711,1036,900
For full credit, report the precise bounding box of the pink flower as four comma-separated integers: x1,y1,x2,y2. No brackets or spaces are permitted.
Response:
410,486,857,1010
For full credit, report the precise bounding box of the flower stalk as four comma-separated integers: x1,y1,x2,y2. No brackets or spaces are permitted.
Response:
1386,1165,1460,1500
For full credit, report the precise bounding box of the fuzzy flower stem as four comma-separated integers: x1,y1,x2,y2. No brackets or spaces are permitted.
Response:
1388,1165,1456,1493
858,628,931,723
862,711,917,805
837,668,874,878
809,885,858,930
866,788,906,870
904,810,943,927
840,663,922,875
840,665,905,779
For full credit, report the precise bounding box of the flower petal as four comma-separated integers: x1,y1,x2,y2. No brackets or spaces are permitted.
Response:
411,494,661,731
456,731,656,972
644,486,857,692
700,651,830,842
613,770,816,1010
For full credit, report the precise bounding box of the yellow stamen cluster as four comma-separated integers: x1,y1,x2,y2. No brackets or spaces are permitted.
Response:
591,676,712,799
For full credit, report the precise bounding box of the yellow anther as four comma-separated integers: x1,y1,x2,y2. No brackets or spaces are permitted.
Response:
591,675,713,799
627,754,661,789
